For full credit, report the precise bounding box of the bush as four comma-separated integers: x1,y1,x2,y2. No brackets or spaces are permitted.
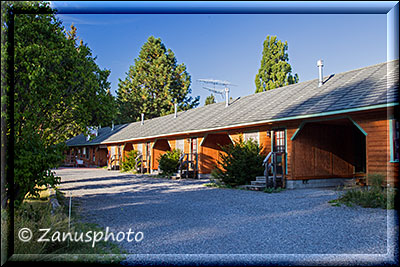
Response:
120,150,139,172
12,195,126,260
211,137,264,186
158,149,182,176
330,174,396,209
14,131,64,207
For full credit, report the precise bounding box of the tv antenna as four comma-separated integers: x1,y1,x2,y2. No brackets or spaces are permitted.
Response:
197,79,236,107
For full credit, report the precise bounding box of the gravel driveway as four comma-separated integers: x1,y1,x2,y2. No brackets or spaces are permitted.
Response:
56,168,398,265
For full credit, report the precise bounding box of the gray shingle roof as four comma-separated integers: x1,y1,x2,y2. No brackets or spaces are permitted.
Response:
66,60,399,147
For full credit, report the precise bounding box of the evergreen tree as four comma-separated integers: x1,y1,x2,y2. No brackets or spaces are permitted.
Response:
116,36,199,123
255,35,298,93
204,94,216,105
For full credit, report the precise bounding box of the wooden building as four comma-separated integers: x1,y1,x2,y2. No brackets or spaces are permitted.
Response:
65,60,399,188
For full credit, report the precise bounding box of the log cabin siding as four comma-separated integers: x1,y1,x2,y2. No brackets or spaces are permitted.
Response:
352,109,398,185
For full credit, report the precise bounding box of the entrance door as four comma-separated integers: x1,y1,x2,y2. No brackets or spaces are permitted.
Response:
146,142,151,170
273,129,286,152
272,129,286,175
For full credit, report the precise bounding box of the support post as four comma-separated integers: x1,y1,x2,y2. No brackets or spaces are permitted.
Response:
273,153,277,189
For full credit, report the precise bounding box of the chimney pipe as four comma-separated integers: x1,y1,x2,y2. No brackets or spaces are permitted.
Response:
224,87,230,107
111,121,114,131
174,103,178,118
141,113,144,125
317,59,324,87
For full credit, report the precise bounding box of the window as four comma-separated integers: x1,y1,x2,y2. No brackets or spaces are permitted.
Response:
244,132,259,144
137,143,143,154
190,138,198,154
391,119,399,162
273,129,286,152
176,139,184,153
110,146,116,158
86,147,90,159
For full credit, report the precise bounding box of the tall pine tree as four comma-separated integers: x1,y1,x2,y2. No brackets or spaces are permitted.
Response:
116,36,199,123
255,35,298,93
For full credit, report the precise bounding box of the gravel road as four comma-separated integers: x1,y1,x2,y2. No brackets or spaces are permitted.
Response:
55,167,398,265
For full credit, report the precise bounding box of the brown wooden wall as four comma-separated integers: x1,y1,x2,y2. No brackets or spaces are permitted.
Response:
199,133,233,174
352,109,398,186
67,108,398,186
291,123,356,179
152,139,171,170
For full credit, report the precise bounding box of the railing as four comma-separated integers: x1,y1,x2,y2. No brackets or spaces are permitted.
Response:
64,155,76,166
135,154,143,174
178,153,198,178
262,151,286,188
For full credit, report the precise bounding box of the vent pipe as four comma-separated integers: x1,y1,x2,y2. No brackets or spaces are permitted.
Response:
141,113,144,125
174,103,178,118
111,121,114,131
317,59,324,87
224,87,230,107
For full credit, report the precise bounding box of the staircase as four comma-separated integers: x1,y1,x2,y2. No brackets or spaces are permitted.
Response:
173,153,199,179
244,151,286,191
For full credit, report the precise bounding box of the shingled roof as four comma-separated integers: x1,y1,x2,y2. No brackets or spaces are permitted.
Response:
66,60,399,146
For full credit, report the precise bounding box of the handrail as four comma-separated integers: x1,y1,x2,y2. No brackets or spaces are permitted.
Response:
262,151,273,166
135,153,143,173
178,153,198,178
262,151,286,189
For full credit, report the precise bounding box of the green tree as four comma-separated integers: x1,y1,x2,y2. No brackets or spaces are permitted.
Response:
158,149,182,177
212,137,264,186
2,1,116,207
255,35,298,93
116,36,199,124
204,94,216,105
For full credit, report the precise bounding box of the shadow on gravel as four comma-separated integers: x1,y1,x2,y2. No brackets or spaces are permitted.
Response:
58,171,389,255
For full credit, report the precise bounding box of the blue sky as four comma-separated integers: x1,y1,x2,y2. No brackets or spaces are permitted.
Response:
50,2,393,106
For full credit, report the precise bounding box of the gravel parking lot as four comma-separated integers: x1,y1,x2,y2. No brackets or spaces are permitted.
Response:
56,167,398,265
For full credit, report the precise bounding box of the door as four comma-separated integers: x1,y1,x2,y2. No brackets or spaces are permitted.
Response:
146,142,151,170
273,129,286,152
189,137,198,171
272,129,286,175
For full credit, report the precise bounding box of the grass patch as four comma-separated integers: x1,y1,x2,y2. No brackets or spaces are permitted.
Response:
203,182,234,189
11,188,126,263
263,187,284,194
329,174,397,209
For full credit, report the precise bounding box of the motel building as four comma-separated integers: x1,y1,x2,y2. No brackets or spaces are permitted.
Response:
65,60,399,189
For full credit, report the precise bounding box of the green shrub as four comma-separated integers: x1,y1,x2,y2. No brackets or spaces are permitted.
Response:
120,150,139,172
264,187,284,193
211,137,264,186
158,149,182,176
12,197,126,260
330,174,396,209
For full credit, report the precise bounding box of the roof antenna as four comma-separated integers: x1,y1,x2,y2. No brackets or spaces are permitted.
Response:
197,79,236,107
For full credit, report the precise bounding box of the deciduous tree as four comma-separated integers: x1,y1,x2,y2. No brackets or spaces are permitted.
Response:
255,35,298,93
2,1,116,206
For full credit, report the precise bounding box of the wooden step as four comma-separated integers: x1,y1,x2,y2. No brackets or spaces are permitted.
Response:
251,180,267,185
256,177,266,182
243,184,266,191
